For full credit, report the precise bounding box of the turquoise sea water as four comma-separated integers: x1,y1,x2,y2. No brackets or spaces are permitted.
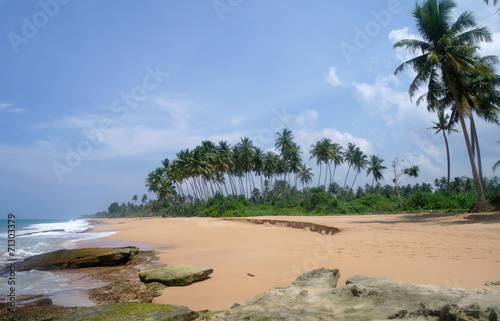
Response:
0,218,115,307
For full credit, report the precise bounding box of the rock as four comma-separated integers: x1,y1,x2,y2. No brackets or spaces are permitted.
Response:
138,264,213,286
21,298,53,308
208,269,500,320
1,247,139,273
63,302,198,321
486,281,500,286
291,268,339,289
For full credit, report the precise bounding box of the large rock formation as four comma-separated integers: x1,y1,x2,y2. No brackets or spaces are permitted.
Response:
200,269,500,320
1,247,139,273
139,264,213,286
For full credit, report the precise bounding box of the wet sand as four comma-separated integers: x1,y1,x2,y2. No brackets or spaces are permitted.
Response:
82,213,500,311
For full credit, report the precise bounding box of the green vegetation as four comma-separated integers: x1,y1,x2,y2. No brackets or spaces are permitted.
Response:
87,175,500,218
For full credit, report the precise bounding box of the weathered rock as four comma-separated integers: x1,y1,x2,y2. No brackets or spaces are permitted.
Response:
62,302,198,321
138,264,213,286
21,298,53,308
1,247,139,273
203,269,500,320
291,268,339,288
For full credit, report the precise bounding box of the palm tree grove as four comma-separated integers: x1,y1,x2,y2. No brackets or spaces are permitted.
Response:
90,0,500,219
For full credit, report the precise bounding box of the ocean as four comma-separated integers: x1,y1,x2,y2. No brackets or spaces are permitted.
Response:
0,219,116,307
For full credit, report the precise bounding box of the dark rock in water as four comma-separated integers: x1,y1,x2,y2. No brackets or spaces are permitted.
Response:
138,264,213,286
21,298,53,308
63,302,199,321
1,247,139,273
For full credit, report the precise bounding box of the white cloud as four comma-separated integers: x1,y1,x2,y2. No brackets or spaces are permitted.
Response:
0,102,27,114
296,109,318,127
351,74,406,113
401,151,442,178
324,67,342,87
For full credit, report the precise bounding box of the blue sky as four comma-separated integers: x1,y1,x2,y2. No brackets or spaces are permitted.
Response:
1,0,499,219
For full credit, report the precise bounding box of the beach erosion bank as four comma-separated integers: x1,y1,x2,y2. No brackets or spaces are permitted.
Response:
79,213,500,312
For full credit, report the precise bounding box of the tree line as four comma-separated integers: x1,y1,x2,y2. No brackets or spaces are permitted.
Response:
145,129,393,207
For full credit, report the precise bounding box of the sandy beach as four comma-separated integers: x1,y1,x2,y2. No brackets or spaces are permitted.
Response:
82,213,500,311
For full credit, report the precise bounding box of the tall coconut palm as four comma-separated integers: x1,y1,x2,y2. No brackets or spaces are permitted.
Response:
366,155,387,187
428,110,458,192
287,143,303,187
297,163,313,189
394,0,492,202
349,148,368,190
253,147,265,191
310,140,326,187
434,55,500,194
343,142,357,189
263,151,279,187
146,167,165,198
275,128,297,182
236,137,256,197
328,143,344,186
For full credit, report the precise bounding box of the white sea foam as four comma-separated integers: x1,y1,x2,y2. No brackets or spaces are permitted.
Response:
0,219,116,306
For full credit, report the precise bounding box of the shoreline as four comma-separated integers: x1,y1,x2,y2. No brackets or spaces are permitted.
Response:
82,213,500,311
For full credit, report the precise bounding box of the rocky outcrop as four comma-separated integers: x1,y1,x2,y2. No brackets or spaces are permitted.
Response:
139,264,213,286
199,269,500,320
63,302,199,321
1,247,139,273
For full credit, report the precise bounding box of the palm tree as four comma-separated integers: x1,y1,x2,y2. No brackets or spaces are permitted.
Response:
310,140,326,187
253,147,265,191
394,0,493,202
435,55,500,194
343,142,357,189
349,147,368,190
366,155,387,187
275,128,297,182
328,143,344,185
287,143,302,187
403,165,420,178
236,137,256,197
297,163,313,189
428,110,458,192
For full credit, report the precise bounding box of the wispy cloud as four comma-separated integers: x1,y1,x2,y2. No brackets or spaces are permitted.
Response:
0,102,27,114
324,67,342,87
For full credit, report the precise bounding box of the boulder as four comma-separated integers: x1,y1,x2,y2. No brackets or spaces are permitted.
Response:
63,302,198,321
206,269,500,320
1,247,139,273
139,264,213,286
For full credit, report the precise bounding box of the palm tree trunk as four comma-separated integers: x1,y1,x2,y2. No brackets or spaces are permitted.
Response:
442,131,451,193
470,116,485,190
442,66,485,201
317,164,322,187
351,170,359,190
343,166,351,189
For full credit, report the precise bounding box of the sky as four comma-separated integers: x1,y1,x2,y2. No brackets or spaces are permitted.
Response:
0,0,499,219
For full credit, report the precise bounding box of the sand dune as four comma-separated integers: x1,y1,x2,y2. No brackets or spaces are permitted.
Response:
85,213,500,311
